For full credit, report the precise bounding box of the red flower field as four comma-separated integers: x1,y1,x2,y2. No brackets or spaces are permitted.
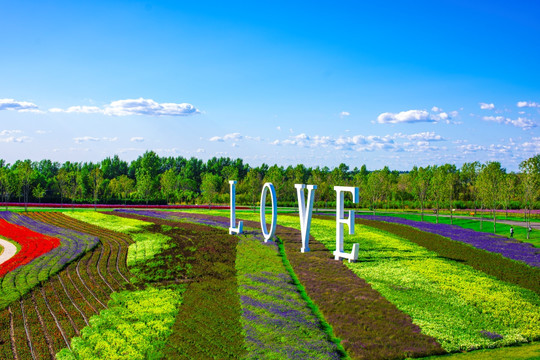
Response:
0,219,61,277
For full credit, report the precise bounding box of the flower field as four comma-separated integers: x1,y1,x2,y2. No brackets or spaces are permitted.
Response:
0,208,539,359
185,209,540,353
357,215,540,267
0,212,134,359
0,212,100,310
0,218,60,277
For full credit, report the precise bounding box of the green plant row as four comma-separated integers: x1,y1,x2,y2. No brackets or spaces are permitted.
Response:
354,218,540,295
236,230,342,359
56,287,183,360
109,213,246,359
0,211,137,359
199,210,540,353
302,216,540,351
194,209,445,359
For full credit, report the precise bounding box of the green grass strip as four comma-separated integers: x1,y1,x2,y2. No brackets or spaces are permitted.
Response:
356,218,540,296
275,236,348,359
56,286,183,360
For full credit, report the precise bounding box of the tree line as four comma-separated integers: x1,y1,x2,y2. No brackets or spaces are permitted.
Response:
0,152,538,223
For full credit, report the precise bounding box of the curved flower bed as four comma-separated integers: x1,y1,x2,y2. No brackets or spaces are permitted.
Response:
0,219,60,277
357,215,540,268
0,212,100,309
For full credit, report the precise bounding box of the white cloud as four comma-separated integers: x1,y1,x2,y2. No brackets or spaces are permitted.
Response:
269,131,451,154
196,148,205,153
209,132,261,143
340,111,350,117
393,131,445,141
482,116,505,123
74,136,118,143
276,126,281,131
117,147,144,154
50,105,102,114
0,136,32,143
104,98,199,116
0,130,31,143
431,112,449,121
35,130,51,134
74,136,100,143
49,98,199,116
517,101,540,108
459,144,486,152
377,110,435,124
480,102,495,110
482,116,536,130
521,137,540,153
431,106,442,112
0,130,22,136
0,99,39,112
130,137,144,142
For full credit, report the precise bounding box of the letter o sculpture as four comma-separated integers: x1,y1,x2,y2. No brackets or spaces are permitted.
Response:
260,182,277,242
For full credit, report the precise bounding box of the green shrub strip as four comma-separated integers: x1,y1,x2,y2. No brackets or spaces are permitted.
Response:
274,236,346,359
53,212,186,359
65,211,173,274
355,218,540,295
198,211,540,353
56,287,182,360
186,210,446,359
284,214,540,352
236,230,342,359
113,213,246,359
117,210,344,359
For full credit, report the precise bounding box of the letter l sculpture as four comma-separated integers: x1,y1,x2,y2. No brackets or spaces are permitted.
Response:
228,180,243,235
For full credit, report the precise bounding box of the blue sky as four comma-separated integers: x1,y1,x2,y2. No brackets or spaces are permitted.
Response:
1,0,539,171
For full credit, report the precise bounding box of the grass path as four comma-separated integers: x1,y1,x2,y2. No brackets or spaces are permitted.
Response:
0,238,17,266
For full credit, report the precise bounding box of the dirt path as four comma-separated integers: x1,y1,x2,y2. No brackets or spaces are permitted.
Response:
0,238,17,266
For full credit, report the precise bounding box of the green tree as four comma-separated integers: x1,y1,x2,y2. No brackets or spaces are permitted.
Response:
241,168,261,211
55,168,69,206
16,160,35,212
137,172,155,205
500,173,519,219
477,161,505,233
410,166,432,221
32,183,46,203
200,172,222,208
109,175,135,204
160,168,178,204
519,154,540,235
395,173,411,212
0,167,18,210
460,161,480,210
366,170,388,215
89,167,104,210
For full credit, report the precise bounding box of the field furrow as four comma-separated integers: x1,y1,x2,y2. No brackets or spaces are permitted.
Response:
30,292,56,359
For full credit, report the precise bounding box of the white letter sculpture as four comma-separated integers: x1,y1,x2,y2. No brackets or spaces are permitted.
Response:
333,186,360,262
228,180,243,235
260,182,277,242
295,184,317,253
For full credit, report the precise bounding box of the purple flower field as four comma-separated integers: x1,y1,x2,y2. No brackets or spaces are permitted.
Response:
358,215,540,268
114,209,231,228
